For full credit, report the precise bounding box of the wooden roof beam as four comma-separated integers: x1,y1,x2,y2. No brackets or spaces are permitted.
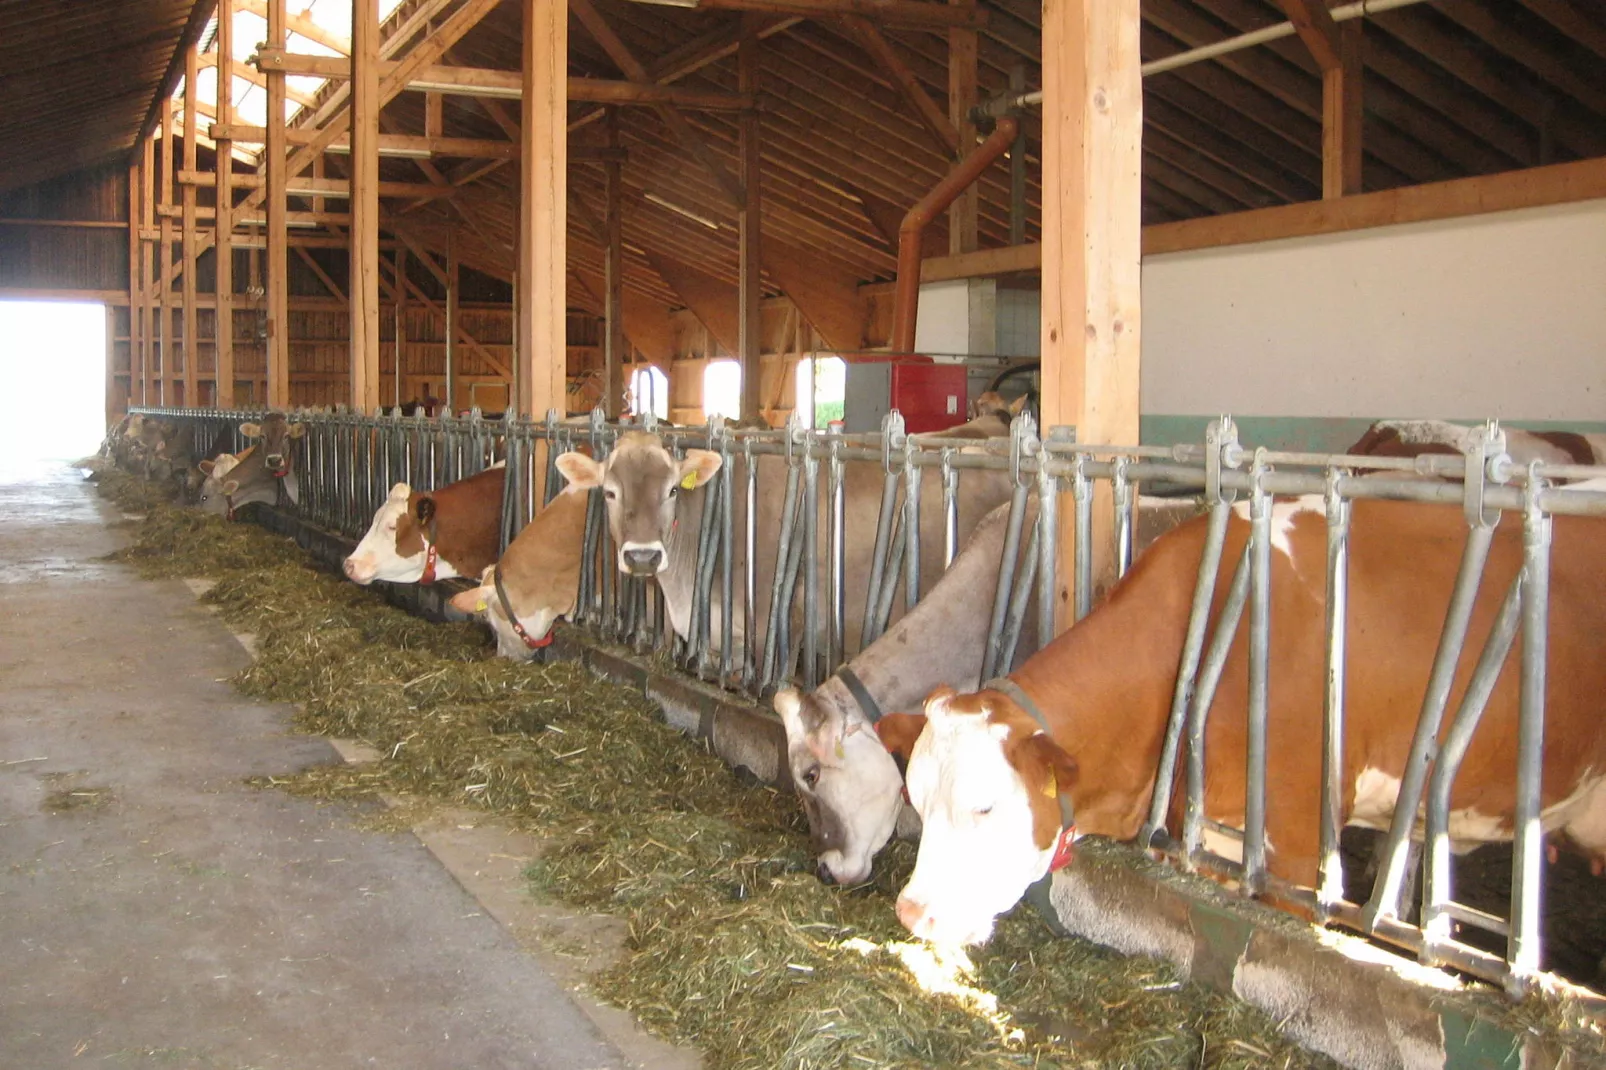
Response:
240,0,503,214
570,0,747,209
256,50,756,109
239,0,351,55
843,17,960,155
1273,0,1342,73
694,0,983,30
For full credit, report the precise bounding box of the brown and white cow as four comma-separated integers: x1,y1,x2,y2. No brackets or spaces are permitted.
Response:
1348,419,1606,473
556,430,1014,652
775,499,1036,886
196,414,306,517
343,464,506,586
447,461,598,659
894,496,1606,947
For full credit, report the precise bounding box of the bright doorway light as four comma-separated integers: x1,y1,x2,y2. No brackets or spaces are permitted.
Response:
704,360,742,422
0,301,106,479
630,364,669,421
796,356,846,429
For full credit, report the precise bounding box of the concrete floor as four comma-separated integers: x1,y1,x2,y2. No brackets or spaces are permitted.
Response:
0,466,691,1070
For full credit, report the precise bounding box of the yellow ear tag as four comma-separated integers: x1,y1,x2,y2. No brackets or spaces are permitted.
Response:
1042,776,1058,800
475,600,487,612
835,740,846,760
680,471,697,490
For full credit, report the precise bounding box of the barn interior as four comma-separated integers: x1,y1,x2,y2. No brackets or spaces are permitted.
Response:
3,0,1605,1066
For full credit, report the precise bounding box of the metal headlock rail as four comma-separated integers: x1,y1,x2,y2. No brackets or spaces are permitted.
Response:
128,404,1606,997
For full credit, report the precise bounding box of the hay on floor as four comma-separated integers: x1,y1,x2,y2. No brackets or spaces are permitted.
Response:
95,473,1606,1070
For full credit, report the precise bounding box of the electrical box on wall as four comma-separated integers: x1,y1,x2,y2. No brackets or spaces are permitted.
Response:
891,363,969,433
842,361,970,434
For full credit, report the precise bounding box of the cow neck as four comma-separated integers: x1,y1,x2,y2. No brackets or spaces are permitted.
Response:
492,564,554,650
418,515,441,585
1008,538,1197,846
654,481,708,642
834,666,884,725
986,676,1076,871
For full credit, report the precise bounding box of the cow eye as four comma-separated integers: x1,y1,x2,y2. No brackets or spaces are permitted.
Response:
974,805,994,817
604,488,617,501
666,484,679,499
802,766,821,788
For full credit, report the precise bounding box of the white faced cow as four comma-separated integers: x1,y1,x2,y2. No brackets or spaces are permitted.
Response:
343,465,506,586
896,500,1606,948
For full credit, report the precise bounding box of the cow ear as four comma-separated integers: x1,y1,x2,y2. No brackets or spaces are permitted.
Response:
555,451,604,491
448,586,491,615
1015,732,1079,798
222,479,240,496
286,422,307,438
773,687,804,732
678,449,722,489
239,421,261,439
1008,394,1028,415
414,496,436,524
388,482,411,501
198,459,215,475
922,685,959,722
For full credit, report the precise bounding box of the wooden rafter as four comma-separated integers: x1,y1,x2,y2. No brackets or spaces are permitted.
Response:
570,0,747,209
843,17,959,156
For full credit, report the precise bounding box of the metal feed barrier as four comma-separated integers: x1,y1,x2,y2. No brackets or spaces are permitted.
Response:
128,404,1606,997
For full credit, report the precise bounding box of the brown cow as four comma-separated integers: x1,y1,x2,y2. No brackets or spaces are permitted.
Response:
343,465,506,586
1348,419,1606,473
447,464,599,659
196,413,307,517
894,496,1606,947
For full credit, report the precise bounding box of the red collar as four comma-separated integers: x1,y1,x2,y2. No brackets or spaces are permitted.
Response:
1049,824,1078,872
419,542,439,585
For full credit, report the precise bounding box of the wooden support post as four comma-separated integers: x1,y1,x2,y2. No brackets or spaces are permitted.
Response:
128,160,144,407
215,0,236,407
425,91,443,138
445,230,458,414
737,24,763,422
266,0,290,408
141,136,156,406
516,0,567,420
182,42,200,406
948,6,979,255
1324,22,1364,198
603,108,625,420
1040,0,1143,632
105,304,120,425
350,0,382,414
159,96,176,405
394,248,406,409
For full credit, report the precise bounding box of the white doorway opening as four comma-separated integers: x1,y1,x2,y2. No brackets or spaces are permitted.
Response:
0,300,106,479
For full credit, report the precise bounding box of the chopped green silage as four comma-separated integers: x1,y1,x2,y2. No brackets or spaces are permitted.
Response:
97,474,1600,1070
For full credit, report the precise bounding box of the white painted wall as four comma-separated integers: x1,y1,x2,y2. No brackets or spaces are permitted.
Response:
913,280,972,356
1142,200,1606,421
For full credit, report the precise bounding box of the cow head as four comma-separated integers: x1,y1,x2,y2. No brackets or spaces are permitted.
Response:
195,454,244,517
895,685,1079,946
554,431,721,578
240,413,306,477
774,687,913,886
343,483,441,585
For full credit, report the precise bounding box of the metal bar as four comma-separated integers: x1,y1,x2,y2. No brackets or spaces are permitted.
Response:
1072,454,1093,622
802,440,820,689
1111,455,1133,578
759,458,801,687
942,450,959,568
997,518,1039,673
1182,541,1253,866
1509,480,1552,993
861,469,901,647
1243,455,1273,896
828,439,846,670
902,440,922,614
1362,523,1497,931
1317,474,1351,919
719,434,735,686
1420,571,1523,958
981,484,1031,682
1140,500,1232,850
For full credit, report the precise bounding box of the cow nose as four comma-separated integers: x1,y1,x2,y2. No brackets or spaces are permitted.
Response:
815,861,838,886
895,894,927,935
623,547,663,575
266,454,284,468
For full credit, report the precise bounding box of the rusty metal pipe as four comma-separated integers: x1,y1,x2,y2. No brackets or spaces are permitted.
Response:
890,116,1019,356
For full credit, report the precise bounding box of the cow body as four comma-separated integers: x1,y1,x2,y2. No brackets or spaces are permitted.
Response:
448,475,595,659
775,499,1035,885
344,465,506,586
196,414,305,517
896,498,1606,946
1348,419,1606,472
